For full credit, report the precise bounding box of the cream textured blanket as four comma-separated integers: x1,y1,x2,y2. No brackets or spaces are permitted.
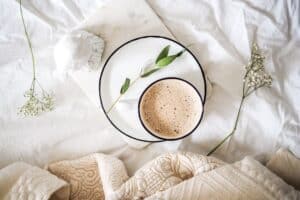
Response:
0,151,299,200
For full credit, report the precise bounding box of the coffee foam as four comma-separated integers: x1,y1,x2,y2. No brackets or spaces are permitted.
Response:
140,79,202,139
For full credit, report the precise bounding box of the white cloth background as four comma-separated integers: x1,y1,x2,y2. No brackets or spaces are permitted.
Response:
148,0,300,162
0,0,299,174
0,0,126,169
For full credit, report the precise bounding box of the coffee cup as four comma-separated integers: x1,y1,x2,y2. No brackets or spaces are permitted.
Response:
138,77,203,140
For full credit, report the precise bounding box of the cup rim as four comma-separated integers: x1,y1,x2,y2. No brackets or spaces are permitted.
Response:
138,77,204,141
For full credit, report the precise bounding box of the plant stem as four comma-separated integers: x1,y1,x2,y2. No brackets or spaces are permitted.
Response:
106,76,140,114
207,90,246,156
19,0,36,83
244,83,266,97
106,94,123,114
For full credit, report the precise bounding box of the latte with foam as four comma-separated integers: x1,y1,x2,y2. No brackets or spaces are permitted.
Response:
139,78,202,139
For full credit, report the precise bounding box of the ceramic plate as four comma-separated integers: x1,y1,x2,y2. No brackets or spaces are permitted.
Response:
99,36,206,142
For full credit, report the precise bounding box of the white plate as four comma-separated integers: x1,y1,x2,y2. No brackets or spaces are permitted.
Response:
99,36,206,142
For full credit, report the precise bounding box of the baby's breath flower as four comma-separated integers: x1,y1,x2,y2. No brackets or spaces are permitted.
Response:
243,43,272,96
19,87,54,116
18,0,54,117
207,43,273,156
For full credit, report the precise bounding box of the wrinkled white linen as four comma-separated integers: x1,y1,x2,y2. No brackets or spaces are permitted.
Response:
148,0,300,161
0,0,299,175
0,0,126,169
72,0,300,163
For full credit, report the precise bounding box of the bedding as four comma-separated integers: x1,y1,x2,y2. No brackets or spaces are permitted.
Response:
267,148,300,190
0,0,299,177
1,152,299,199
0,162,69,199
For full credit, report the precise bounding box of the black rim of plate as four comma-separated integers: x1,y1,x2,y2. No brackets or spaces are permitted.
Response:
98,35,207,142
137,77,204,141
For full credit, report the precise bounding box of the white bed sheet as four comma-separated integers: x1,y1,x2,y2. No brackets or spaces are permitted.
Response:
148,0,300,162
0,0,299,174
0,0,127,169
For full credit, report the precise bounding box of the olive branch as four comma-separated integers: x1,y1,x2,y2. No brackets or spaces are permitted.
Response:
106,45,186,114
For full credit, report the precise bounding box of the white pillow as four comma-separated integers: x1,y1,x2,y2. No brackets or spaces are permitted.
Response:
267,148,300,190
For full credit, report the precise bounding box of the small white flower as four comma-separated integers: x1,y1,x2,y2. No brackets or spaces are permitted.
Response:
19,87,54,116
244,43,272,95
207,42,273,156
19,0,54,117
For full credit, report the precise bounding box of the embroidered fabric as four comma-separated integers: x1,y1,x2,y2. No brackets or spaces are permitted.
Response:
47,155,104,200
108,152,225,199
2,152,300,200
147,157,300,200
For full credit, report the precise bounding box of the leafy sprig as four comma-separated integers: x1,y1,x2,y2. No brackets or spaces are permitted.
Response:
106,45,186,114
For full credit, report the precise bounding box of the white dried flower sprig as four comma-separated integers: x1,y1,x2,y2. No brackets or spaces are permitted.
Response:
19,81,54,116
18,0,54,116
243,44,272,97
207,43,272,156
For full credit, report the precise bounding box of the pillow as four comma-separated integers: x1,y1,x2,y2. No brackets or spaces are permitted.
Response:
267,148,300,190
3,162,69,200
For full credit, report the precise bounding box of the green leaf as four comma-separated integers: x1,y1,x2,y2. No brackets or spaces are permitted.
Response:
120,78,130,94
155,45,170,64
156,55,177,67
140,68,160,78
175,49,186,57
140,47,187,78
156,48,186,67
